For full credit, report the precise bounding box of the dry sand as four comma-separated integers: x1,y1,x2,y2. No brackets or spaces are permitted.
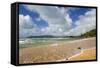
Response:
19,37,96,64
68,48,96,60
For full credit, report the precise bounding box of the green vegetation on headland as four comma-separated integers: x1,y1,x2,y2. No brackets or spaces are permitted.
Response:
81,29,96,38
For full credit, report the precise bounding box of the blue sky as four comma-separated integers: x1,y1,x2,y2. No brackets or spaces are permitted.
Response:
19,4,96,37
19,5,91,28
68,8,91,22
19,5,48,29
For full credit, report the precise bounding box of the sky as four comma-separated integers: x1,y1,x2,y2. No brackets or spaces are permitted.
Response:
19,4,96,38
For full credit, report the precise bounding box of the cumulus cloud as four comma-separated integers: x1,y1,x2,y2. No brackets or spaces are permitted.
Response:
24,5,72,36
19,14,40,38
19,5,96,38
19,14,34,29
64,9,96,36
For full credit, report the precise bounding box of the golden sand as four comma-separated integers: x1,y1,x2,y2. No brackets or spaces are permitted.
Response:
68,48,96,60
19,37,96,64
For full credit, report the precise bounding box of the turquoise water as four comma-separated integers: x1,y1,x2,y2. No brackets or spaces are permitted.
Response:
19,38,77,48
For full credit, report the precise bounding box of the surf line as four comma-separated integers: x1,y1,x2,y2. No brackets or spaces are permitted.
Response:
68,50,83,60
68,47,95,60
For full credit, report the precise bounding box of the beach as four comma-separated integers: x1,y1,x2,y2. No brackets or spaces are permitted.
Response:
68,48,96,60
19,37,96,64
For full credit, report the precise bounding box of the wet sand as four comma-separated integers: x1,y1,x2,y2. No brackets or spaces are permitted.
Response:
68,48,96,60
19,37,96,64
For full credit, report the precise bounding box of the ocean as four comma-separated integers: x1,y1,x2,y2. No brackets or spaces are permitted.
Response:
19,38,77,48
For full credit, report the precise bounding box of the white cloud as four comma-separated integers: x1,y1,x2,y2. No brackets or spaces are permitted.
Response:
19,14,39,38
64,9,96,36
24,5,72,36
19,5,96,37
19,14,34,29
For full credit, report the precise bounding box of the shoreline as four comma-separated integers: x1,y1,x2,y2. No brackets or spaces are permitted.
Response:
20,37,96,49
50,37,96,46
68,47,96,60
54,47,96,62
19,37,96,64
64,37,96,44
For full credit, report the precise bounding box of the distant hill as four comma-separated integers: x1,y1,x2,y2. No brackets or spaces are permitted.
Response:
27,35,55,38
81,29,96,38
27,35,71,38
27,29,96,38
